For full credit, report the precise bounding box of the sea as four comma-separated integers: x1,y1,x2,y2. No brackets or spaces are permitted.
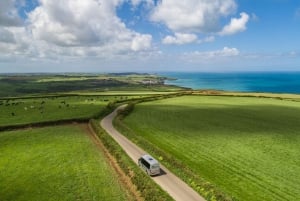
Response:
161,72,300,94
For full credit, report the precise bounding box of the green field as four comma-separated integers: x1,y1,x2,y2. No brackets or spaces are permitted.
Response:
0,95,135,127
0,125,132,201
122,95,300,201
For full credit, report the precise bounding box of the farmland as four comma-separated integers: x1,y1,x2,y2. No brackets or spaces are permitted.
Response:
0,73,177,201
0,95,132,127
0,73,183,98
0,125,132,201
121,95,300,201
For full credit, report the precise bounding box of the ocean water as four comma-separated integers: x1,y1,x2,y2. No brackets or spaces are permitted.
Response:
162,72,300,94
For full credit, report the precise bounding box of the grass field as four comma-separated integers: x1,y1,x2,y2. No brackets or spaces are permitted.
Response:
122,95,300,201
0,95,137,127
0,125,132,201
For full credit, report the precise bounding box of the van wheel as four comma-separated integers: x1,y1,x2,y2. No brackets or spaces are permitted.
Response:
146,170,150,175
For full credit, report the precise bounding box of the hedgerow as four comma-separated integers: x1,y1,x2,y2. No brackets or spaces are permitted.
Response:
0,100,116,132
0,117,89,132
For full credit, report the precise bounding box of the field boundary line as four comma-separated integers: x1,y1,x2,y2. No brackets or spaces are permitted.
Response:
0,118,89,132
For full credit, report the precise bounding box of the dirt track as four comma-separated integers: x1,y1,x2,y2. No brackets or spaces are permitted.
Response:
100,105,205,201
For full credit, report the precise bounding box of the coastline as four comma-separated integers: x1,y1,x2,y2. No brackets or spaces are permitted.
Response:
161,72,300,95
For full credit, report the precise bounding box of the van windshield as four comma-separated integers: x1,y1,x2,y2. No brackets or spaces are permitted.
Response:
151,164,159,169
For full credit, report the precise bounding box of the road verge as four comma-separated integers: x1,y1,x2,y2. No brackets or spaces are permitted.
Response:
90,119,173,201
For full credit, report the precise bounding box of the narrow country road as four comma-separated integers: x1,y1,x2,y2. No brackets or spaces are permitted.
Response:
100,105,205,201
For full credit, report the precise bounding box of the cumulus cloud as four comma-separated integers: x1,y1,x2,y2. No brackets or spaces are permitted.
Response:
1,0,154,61
0,27,16,43
0,0,249,67
0,0,23,26
0,27,30,56
219,12,249,35
218,47,240,56
28,0,152,50
151,0,237,33
151,0,250,44
162,33,198,45
131,34,152,51
0,0,29,57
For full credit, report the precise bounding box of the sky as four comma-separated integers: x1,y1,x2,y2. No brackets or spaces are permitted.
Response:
0,0,300,73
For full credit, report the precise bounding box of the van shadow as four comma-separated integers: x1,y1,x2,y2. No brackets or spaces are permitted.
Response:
152,168,167,177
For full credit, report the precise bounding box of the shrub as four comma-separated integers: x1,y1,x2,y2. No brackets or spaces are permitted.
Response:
117,103,134,119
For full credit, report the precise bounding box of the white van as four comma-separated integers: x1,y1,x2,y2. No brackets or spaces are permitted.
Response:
138,154,160,176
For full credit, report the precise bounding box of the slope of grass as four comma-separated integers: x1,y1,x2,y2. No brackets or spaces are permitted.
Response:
122,95,300,201
0,125,132,201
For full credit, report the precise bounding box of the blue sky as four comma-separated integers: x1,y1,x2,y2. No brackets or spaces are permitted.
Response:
0,0,300,72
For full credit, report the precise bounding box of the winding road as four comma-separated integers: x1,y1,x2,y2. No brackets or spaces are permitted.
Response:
100,105,205,201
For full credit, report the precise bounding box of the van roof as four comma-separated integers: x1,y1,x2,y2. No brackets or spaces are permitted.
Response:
141,154,159,165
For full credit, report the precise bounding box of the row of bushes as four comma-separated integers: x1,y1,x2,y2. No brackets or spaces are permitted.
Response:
114,103,235,201
89,119,173,201
115,91,193,106
0,117,89,132
0,93,150,101
192,90,297,101
93,101,117,119
117,102,134,119
0,94,80,100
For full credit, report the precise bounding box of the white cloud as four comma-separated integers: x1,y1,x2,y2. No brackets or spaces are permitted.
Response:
131,34,152,51
184,47,240,59
151,0,237,33
151,0,250,45
219,12,249,35
0,26,31,58
0,27,16,43
0,0,23,27
28,0,151,48
162,33,198,45
1,0,154,61
218,47,240,56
